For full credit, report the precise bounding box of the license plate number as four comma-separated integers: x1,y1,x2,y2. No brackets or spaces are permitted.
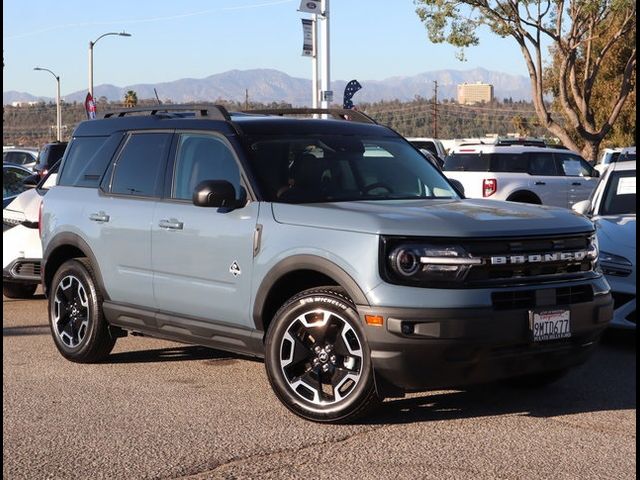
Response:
529,309,571,342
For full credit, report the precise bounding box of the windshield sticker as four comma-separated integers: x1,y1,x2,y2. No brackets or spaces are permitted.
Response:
617,177,636,195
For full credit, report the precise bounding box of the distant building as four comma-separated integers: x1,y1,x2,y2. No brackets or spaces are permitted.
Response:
457,83,494,104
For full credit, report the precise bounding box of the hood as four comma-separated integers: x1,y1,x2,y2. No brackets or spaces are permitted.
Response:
594,215,636,250
3,188,43,223
271,198,595,237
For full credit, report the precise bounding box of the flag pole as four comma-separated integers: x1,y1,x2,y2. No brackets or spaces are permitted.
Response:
312,14,318,110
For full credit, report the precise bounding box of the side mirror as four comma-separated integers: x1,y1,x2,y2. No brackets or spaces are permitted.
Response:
193,180,240,208
23,174,40,188
591,169,600,178
572,200,591,215
449,179,465,198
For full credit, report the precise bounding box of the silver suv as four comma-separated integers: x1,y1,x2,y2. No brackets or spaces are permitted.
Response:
41,106,612,422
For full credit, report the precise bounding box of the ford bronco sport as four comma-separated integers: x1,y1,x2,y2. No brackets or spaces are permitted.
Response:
41,105,612,422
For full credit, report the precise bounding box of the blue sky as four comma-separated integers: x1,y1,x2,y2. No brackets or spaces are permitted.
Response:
3,0,528,97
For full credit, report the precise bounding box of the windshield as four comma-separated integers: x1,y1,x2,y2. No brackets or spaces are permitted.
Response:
245,135,458,203
600,170,636,215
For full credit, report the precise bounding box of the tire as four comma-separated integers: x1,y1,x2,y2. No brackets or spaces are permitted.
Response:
48,258,117,363
265,286,379,423
3,282,37,299
504,368,569,388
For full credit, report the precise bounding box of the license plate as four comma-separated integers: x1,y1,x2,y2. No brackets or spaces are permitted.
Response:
529,309,571,342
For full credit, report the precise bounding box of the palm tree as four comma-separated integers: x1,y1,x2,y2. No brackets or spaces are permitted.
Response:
124,90,138,108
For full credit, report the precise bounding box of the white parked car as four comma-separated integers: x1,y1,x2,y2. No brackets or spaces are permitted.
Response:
3,164,58,298
595,146,635,175
406,137,447,163
573,161,636,329
3,146,39,171
444,144,599,208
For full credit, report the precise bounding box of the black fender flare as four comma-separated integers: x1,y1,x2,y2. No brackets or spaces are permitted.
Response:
42,232,109,299
252,254,370,331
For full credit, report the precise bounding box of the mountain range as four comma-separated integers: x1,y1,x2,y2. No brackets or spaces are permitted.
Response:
4,68,532,106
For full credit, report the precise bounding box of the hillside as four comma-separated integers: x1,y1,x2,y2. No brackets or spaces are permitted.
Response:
4,68,532,106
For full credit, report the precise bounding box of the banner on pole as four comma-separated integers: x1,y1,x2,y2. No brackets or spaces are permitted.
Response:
298,0,321,14
85,92,97,120
301,18,314,57
343,80,362,109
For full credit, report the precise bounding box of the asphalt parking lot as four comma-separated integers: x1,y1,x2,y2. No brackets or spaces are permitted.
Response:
3,292,636,479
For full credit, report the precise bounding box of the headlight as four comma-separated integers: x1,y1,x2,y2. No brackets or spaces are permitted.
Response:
599,250,632,277
386,243,480,285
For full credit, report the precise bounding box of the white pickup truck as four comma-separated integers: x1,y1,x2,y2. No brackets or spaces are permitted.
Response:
443,144,600,209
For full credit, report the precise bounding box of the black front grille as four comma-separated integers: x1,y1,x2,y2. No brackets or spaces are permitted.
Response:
556,285,594,304
492,290,536,310
463,233,594,287
492,284,594,310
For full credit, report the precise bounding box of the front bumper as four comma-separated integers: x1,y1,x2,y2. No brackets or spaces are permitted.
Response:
359,291,613,393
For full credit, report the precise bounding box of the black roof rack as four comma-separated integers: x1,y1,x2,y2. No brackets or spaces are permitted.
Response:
242,108,377,124
495,138,547,147
103,104,231,121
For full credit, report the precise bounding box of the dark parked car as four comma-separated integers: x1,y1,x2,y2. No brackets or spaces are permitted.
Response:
35,141,68,177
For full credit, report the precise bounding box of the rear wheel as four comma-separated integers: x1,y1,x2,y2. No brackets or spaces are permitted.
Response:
3,282,37,299
48,258,116,363
265,287,379,423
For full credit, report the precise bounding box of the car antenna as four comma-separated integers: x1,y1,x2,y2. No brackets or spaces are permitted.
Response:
154,88,162,105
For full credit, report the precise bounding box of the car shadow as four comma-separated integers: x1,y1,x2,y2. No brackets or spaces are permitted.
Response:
105,345,259,365
2,293,46,302
2,324,50,336
363,340,635,425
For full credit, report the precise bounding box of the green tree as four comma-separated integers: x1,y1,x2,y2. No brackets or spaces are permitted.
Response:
124,90,138,108
414,0,636,161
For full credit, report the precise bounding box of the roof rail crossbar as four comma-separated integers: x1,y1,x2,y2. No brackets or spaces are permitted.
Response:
242,108,377,124
103,104,231,121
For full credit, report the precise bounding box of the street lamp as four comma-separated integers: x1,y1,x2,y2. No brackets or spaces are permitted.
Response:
34,67,61,141
88,31,132,97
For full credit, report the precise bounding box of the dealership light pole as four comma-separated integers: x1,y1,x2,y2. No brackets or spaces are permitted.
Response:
319,0,331,110
89,31,131,97
311,14,319,109
34,67,61,141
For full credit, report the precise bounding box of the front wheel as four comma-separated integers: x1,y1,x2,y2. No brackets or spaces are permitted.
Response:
265,287,379,423
48,258,117,363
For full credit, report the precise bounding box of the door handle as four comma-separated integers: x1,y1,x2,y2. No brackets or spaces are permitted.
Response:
158,218,184,230
572,182,582,186
89,212,110,223
535,181,546,185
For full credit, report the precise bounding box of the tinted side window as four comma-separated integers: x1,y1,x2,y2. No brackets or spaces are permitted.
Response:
4,151,33,166
444,153,490,171
3,167,30,197
527,152,557,176
557,154,592,176
172,134,240,200
490,153,528,172
111,133,171,197
58,135,122,188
